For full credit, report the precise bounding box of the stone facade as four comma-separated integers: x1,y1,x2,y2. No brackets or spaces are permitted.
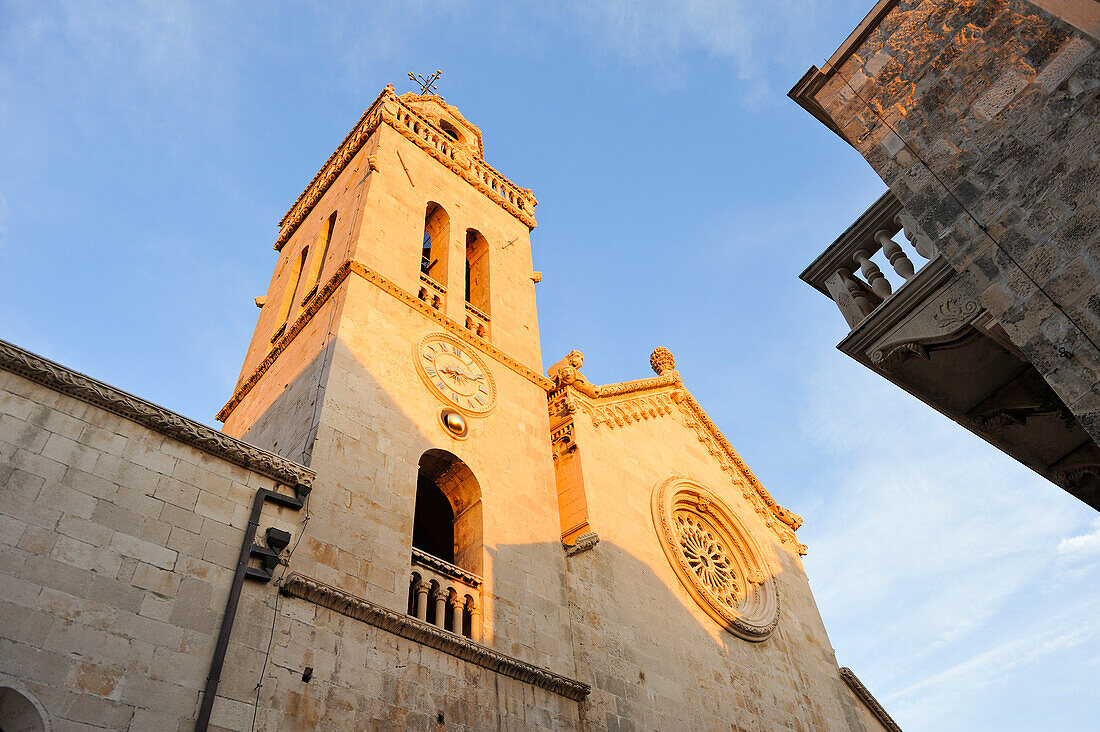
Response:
1,86,898,730
791,0,1100,505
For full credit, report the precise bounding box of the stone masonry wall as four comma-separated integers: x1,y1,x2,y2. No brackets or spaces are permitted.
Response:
810,0,1100,443
0,367,307,731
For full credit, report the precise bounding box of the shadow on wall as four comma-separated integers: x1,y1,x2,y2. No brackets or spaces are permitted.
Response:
217,334,872,730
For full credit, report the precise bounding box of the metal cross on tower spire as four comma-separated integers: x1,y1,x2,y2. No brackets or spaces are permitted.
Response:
408,70,442,95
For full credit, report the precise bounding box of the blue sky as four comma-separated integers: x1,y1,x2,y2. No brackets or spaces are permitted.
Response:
2,2,1098,729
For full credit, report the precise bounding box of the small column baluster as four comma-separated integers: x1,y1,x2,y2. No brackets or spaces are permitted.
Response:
432,588,447,628
468,602,481,642
414,581,430,621
853,249,892,299
448,594,463,635
895,213,936,259
875,229,915,280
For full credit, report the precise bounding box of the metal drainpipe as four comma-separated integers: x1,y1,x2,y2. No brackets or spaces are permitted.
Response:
195,484,307,732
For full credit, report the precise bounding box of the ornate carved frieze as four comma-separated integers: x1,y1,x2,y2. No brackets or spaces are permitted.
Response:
281,574,590,701
651,477,780,641
586,393,675,429
0,339,315,491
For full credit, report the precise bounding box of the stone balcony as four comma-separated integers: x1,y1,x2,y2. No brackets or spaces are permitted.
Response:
407,547,482,641
802,191,1100,510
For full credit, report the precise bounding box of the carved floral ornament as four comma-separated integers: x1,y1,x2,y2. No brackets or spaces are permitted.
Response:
651,477,779,641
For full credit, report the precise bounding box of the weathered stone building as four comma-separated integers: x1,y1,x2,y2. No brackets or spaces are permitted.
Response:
1,87,898,729
792,0,1100,508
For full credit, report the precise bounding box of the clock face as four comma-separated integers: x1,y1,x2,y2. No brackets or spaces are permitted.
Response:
415,333,496,415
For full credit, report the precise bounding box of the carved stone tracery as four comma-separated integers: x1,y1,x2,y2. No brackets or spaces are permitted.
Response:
652,477,779,641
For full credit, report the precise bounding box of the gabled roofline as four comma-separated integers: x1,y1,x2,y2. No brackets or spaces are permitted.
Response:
551,372,805,551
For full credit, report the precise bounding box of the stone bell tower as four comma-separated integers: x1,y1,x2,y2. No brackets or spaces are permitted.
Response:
216,85,588,726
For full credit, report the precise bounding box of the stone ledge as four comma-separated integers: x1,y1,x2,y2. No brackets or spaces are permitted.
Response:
0,338,315,491
839,667,902,732
280,573,590,702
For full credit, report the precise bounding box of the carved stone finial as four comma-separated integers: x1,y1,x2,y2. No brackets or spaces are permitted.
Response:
650,347,675,375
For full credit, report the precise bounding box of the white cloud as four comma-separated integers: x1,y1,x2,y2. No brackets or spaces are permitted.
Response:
1059,517,1100,555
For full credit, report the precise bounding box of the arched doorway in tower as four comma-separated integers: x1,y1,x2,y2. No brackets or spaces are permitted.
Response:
407,449,484,640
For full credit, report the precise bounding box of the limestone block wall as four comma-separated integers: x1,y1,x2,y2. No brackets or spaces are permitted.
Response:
560,387,888,731
800,0,1100,442
0,358,308,731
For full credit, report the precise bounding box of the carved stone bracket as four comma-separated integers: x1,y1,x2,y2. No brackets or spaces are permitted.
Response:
563,532,600,557
281,574,590,701
0,339,315,491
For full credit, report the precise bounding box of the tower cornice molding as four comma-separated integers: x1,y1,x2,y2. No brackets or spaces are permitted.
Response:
217,259,552,423
276,86,536,251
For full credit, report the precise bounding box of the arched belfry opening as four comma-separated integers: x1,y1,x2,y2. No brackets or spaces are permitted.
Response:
464,229,490,315
412,449,482,572
421,202,450,287
408,449,484,640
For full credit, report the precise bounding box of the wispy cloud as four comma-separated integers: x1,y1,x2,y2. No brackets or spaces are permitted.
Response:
1059,517,1100,555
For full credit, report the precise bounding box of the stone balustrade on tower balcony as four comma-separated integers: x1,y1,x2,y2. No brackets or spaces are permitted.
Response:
407,547,482,641
801,190,939,332
418,272,446,311
464,301,490,339
390,101,537,216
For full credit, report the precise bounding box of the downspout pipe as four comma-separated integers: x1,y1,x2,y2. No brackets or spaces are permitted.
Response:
195,483,308,732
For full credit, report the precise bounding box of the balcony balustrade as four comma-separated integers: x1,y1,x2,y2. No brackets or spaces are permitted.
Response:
406,547,482,641
418,272,446,311
803,191,938,331
464,302,490,339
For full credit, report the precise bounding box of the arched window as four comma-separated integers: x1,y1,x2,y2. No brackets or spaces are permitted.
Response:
465,229,490,314
271,244,308,342
303,211,337,302
421,202,449,287
408,450,483,640
439,119,463,143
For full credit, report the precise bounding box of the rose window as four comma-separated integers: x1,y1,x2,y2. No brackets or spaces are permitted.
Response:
675,512,742,609
651,477,780,641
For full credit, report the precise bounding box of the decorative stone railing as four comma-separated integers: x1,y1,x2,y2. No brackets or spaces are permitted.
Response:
417,272,445,311
389,104,536,217
407,548,482,641
464,302,490,339
801,190,938,331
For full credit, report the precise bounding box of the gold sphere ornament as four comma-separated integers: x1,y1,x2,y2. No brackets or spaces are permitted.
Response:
440,408,468,438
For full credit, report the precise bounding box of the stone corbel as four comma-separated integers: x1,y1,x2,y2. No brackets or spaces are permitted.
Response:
563,531,600,557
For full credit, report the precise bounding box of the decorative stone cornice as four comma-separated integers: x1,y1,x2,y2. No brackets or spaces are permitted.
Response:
280,573,590,702
217,259,552,422
839,667,903,732
276,85,536,250
346,262,552,389
0,339,314,491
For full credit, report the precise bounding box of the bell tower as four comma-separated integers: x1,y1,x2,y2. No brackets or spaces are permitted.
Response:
217,84,574,676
